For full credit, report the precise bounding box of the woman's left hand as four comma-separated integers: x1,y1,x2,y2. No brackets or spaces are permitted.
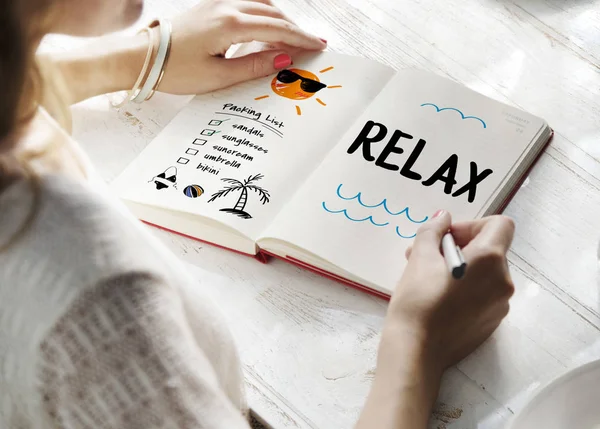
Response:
50,0,326,104
157,0,326,95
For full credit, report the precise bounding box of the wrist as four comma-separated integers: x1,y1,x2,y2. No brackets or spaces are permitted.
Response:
375,321,444,399
380,320,444,373
50,31,150,104
356,324,443,429
111,31,152,94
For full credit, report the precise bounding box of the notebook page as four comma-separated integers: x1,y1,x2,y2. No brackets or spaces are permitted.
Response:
112,53,394,240
259,70,546,293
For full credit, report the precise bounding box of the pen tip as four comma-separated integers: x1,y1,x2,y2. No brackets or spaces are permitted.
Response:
452,264,467,279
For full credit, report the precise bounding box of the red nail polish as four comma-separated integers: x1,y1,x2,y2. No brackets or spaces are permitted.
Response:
320,38,328,44
274,54,292,69
432,210,445,218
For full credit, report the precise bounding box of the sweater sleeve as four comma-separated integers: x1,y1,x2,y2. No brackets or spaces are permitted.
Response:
36,271,251,429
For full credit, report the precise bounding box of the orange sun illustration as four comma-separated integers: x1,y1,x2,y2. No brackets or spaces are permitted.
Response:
254,66,342,115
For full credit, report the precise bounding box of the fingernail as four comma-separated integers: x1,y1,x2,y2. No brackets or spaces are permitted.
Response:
432,209,445,219
320,38,328,44
274,53,292,69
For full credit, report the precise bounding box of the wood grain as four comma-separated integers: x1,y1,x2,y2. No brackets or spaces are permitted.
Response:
42,0,600,427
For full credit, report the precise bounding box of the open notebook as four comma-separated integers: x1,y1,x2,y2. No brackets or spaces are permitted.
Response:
112,52,552,297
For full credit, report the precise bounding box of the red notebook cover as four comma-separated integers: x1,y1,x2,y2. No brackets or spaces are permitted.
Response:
142,131,553,301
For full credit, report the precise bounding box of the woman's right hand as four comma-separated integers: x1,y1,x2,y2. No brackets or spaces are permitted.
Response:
356,211,515,429
382,210,516,373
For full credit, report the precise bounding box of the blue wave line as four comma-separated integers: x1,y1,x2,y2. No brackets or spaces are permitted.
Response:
420,103,487,128
396,226,417,239
335,184,428,223
322,202,389,227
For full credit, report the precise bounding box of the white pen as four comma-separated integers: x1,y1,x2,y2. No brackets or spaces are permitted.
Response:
441,232,467,279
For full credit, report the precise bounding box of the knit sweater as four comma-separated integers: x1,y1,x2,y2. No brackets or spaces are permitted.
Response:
0,173,250,429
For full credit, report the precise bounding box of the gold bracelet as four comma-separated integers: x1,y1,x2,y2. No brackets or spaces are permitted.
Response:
145,19,173,101
111,27,155,108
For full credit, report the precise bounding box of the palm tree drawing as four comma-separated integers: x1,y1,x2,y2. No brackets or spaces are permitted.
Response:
208,174,270,219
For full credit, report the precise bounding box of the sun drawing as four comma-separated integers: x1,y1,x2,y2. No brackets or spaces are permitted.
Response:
254,66,342,116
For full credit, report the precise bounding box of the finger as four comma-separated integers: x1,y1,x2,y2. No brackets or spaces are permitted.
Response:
405,246,412,260
411,210,452,258
227,38,305,55
231,15,326,50
240,42,307,57
450,219,488,248
238,1,295,24
458,216,515,258
451,216,515,248
220,50,292,86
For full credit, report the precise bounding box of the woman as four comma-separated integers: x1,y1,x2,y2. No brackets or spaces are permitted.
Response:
0,0,516,428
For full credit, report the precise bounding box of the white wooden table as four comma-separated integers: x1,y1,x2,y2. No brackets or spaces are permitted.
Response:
43,0,600,427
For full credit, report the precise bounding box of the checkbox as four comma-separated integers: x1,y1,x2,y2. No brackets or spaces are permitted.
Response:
201,129,217,136
177,157,190,165
186,148,199,156
208,119,223,126
193,138,207,146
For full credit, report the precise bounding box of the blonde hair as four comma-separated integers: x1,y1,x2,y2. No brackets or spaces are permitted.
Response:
0,0,71,251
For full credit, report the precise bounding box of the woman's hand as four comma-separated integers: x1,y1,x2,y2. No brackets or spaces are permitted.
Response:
50,0,325,104
356,211,515,429
387,210,515,371
159,0,326,94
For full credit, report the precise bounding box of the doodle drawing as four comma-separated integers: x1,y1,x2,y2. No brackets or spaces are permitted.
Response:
395,226,416,239
208,174,270,219
149,166,178,191
254,67,342,116
322,202,389,226
336,184,428,223
321,184,429,240
420,103,487,128
183,185,205,198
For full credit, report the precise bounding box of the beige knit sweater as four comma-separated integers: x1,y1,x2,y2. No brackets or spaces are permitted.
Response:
0,171,251,429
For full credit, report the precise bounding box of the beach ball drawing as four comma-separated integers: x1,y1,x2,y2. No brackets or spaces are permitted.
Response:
183,185,204,198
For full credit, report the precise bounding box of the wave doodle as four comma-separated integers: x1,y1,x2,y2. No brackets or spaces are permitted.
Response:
396,226,417,239
336,184,428,223
321,202,389,227
420,103,487,129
